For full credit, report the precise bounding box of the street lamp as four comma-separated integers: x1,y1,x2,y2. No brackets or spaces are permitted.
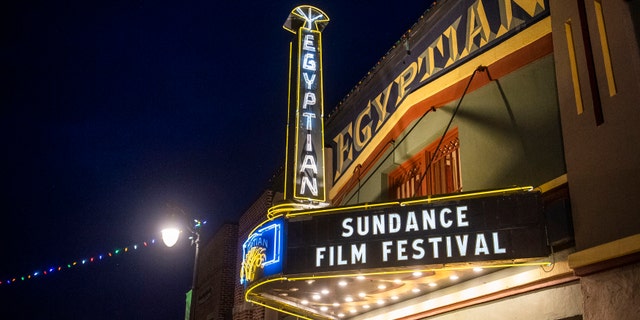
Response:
161,227,181,247
161,210,206,320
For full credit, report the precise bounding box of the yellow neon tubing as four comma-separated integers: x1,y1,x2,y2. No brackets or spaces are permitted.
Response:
286,186,534,218
400,186,534,206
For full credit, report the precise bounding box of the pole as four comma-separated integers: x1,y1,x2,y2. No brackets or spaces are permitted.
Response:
190,230,200,320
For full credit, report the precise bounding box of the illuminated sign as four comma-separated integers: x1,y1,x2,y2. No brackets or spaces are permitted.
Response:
328,0,549,184
286,191,548,274
283,6,329,203
240,218,284,285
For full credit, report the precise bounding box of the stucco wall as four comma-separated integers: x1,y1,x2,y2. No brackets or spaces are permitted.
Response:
550,0,640,250
581,262,640,320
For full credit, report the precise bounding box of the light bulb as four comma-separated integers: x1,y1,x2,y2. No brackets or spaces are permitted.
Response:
161,228,180,247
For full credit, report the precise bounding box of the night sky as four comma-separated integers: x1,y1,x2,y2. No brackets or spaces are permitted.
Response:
1,1,434,318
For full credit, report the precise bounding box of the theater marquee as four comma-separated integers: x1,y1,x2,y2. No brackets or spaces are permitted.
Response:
286,190,549,274
241,187,552,319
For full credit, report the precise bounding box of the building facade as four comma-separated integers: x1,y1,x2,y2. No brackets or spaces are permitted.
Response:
235,0,639,319
192,223,238,320
550,0,640,318
233,174,286,320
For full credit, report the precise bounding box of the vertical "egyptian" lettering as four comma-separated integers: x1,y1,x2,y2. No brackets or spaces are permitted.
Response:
284,6,329,202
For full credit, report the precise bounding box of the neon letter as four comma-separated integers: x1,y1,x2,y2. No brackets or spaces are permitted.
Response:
300,176,318,196
302,53,316,71
302,112,316,130
303,72,316,89
300,155,318,173
302,92,316,109
303,34,315,51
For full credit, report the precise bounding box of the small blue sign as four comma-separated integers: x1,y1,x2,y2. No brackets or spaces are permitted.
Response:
240,218,284,285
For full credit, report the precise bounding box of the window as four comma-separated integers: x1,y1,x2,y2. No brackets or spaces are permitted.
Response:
389,129,461,199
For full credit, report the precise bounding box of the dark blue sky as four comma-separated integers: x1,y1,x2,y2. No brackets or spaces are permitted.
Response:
1,1,433,318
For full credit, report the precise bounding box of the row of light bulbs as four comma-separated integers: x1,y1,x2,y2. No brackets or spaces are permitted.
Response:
295,268,484,317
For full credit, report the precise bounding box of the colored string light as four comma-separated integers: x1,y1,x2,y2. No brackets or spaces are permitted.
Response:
1,238,158,286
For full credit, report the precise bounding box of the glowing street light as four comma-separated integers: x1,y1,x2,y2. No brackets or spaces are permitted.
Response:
161,227,180,247
160,208,206,320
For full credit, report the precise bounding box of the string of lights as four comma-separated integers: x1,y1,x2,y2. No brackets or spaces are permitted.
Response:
0,238,159,286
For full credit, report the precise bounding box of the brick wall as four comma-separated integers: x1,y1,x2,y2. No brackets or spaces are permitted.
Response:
193,223,238,320
232,189,276,320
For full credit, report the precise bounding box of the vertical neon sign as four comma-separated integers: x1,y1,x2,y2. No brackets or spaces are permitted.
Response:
283,6,329,203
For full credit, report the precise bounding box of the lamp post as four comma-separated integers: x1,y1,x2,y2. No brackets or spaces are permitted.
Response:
161,211,206,320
